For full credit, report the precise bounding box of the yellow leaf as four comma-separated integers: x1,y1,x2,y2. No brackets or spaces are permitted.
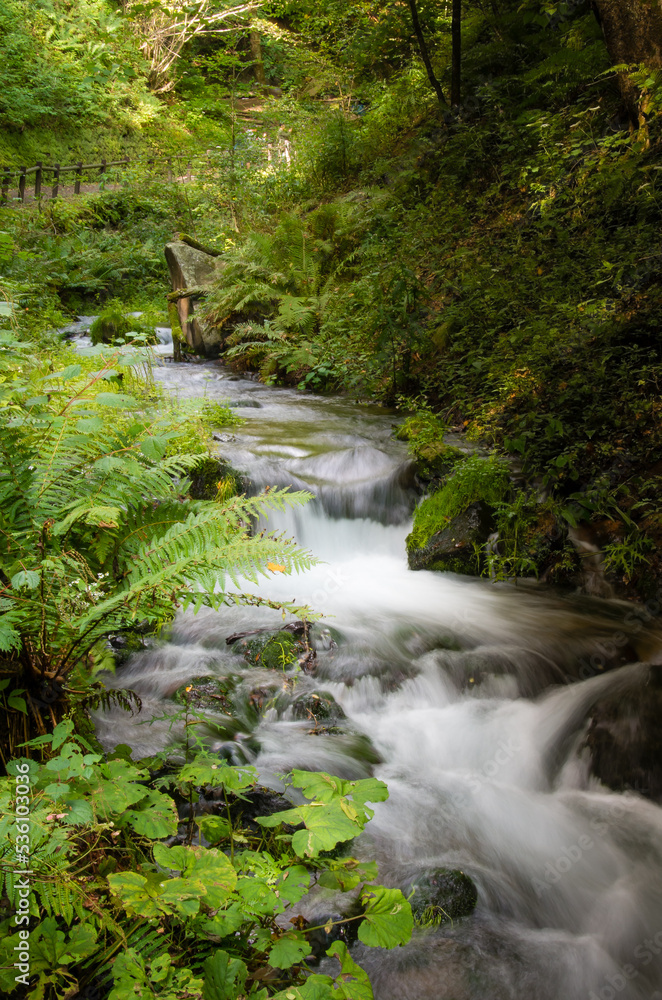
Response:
267,562,285,573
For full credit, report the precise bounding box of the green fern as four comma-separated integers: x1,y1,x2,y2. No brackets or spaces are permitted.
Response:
0,350,316,741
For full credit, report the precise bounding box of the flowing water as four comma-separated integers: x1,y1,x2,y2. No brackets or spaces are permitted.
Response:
94,361,662,1000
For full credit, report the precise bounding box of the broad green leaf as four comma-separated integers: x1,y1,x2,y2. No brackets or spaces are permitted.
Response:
203,949,248,1000
177,760,257,792
60,921,99,962
153,843,193,874
86,757,148,817
235,876,281,914
277,865,310,904
267,931,312,969
7,692,27,713
122,788,178,839
62,798,94,826
51,720,75,751
358,888,413,949
95,391,137,407
197,814,232,844
157,875,205,915
199,902,245,939
290,770,347,802
154,843,237,907
48,364,82,382
10,570,40,590
189,847,237,907
107,872,162,920
75,416,105,432
326,942,374,1000
270,976,337,1000
293,801,361,857
140,435,168,461
318,869,362,892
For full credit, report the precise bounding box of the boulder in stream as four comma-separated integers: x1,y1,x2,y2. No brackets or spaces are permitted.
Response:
407,502,494,574
164,239,225,356
406,868,478,926
582,662,662,801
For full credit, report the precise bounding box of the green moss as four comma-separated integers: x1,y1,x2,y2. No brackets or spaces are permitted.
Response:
408,455,510,552
408,868,478,927
234,631,303,671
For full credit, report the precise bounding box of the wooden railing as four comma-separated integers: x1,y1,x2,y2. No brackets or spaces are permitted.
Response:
0,152,198,205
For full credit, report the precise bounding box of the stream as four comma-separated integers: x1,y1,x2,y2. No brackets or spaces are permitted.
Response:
93,360,662,1000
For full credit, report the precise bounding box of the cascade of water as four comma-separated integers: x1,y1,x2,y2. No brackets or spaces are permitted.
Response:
94,361,662,1000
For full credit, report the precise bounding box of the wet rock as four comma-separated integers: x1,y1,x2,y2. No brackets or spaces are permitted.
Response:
405,868,478,926
233,630,307,670
107,630,148,666
582,663,662,801
226,398,262,408
408,502,494,574
290,691,347,727
164,240,226,356
173,674,238,712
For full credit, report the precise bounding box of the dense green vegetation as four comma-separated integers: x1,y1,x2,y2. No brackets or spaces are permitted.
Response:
1,0,662,996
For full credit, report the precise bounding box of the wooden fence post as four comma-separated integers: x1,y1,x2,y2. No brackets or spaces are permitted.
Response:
167,158,173,182
186,161,192,183
74,162,83,195
1,170,9,204
18,167,26,203
52,164,60,199
35,162,42,200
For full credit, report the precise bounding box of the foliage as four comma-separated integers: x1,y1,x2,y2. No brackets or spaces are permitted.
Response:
0,725,412,998
0,336,315,756
125,0,267,94
89,302,158,346
395,409,463,479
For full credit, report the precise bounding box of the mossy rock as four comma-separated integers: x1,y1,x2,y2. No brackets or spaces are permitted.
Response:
394,413,464,480
407,501,494,574
233,630,305,670
406,868,478,926
173,674,238,711
107,630,147,666
290,691,347,726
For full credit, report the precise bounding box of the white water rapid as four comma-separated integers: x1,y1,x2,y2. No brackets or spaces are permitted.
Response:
94,362,662,1000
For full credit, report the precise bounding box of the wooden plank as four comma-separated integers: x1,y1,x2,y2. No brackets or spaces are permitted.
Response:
18,167,26,203
52,164,60,199
74,162,83,195
34,162,42,200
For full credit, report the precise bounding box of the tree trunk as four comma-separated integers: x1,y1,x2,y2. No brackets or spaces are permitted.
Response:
451,0,461,106
592,0,662,119
250,31,266,86
407,0,447,107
